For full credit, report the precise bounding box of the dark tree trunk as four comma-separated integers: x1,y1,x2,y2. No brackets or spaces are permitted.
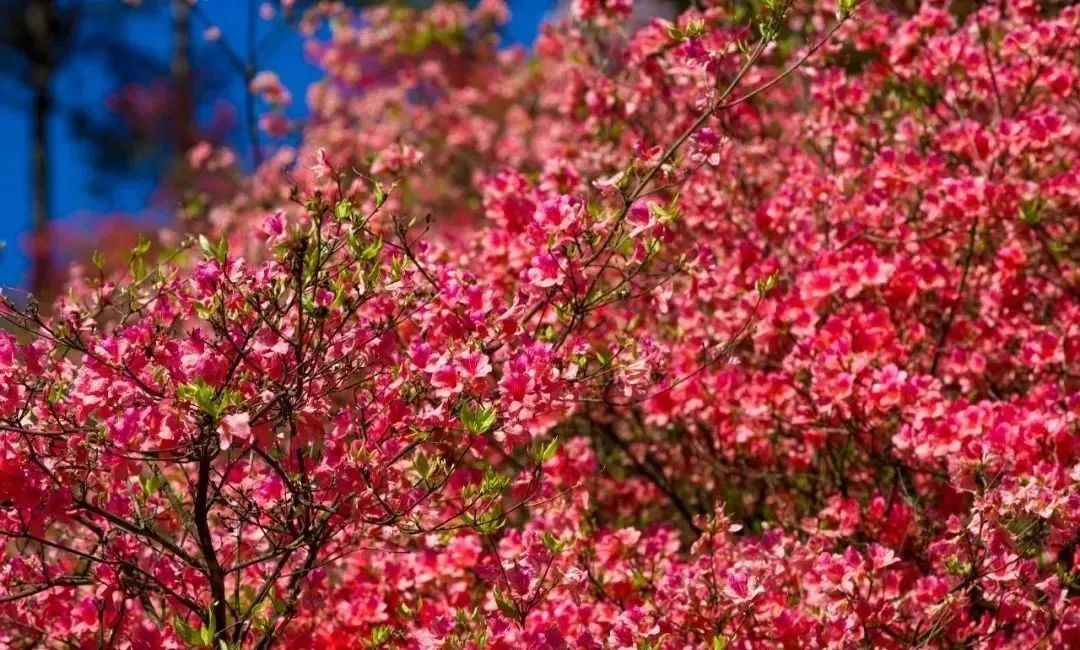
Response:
171,0,196,153
27,0,56,297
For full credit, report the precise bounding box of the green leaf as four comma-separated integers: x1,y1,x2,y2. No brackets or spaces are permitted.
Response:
198,234,228,263
177,380,240,419
201,608,216,647
475,509,506,535
367,625,393,648
47,381,68,404
335,199,354,222
141,474,161,496
684,18,706,38
129,255,147,283
644,238,662,257
178,380,217,416
755,272,779,296
390,255,407,281
171,617,198,646
541,531,565,553
478,468,510,496
460,403,497,435
414,453,431,480
133,234,152,257
493,587,519,620
301,293,317,315
1018,199,1042,225
532,437,559,463
360,237,383,261
373,182,389,209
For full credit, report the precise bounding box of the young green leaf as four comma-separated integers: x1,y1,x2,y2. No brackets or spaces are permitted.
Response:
460,402,497,435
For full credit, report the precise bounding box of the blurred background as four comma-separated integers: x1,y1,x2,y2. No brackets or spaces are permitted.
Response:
0,0,684,292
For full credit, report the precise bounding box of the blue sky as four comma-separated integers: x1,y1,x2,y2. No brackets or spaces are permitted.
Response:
0,0,557,289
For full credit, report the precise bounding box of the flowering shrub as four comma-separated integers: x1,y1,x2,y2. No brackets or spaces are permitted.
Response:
2,0,1078,648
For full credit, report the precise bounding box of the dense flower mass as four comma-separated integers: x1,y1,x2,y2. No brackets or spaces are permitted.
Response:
1,0,1078,647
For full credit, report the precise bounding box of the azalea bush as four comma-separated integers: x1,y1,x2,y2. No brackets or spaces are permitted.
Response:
1,0,1078,647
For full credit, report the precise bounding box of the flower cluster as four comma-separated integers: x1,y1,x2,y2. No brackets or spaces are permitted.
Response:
1,0,1077,648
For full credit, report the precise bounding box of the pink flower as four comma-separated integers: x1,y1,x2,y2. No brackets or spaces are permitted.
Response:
626,203,656,238
309,147,332,180
3,2,1077,645
458,350,493,381
430,365,461,399
526,253,565,289
187,141,214,169
370,143,424,175
689,128,726,166
724,569,764,605
218,412,251,450
533,196,582,238
868,544,899,570
259,113,290,138
250,70,291,106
